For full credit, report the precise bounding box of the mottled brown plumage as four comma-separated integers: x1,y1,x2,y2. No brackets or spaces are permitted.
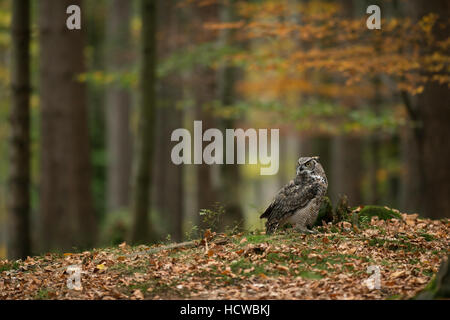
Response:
260,156,328,234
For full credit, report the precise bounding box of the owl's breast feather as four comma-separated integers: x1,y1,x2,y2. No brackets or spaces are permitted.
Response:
310,174,327,186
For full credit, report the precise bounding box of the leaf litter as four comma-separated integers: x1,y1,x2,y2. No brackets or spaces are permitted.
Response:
0,212,448,300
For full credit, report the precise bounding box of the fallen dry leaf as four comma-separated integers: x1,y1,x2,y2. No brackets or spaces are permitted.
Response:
133,289,144,300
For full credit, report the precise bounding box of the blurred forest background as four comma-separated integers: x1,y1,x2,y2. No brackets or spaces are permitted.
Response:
0,0,448,260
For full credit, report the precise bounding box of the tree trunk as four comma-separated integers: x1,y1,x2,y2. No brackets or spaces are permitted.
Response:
412,0,450,219
399,125,423,214
188,3,220,231
105,0,133,212
84,1,108,218
152,89,184,241
330,0,364,208
38,0,97,252
130,0,157,244
417,82,450,219
8,0,31,259
194,71,219,229
366,72,383,206
331,135,363,207
218,0,244,230
152,0,184,242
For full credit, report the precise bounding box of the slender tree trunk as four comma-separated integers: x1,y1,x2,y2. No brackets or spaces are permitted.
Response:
152,0,184,242
84,1,108,218
153,85,184,241
8,0,31,259
153,102,182,240
399,126,423,214
368,75,383,205
105,0,133,212
331,135,363,207
218,0,244,230
330,0,363,208
194,70,219,228
38,0,97,252
189,3,220,230
131,0,157,244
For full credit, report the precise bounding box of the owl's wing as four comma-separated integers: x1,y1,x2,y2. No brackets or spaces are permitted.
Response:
260,183,320,222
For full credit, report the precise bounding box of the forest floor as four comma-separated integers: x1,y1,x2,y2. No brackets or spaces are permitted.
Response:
0,212,448,300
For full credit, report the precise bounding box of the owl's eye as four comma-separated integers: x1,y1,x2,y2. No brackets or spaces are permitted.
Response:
305,161,314,169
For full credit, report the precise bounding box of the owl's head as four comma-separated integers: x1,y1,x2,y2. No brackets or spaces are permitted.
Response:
296,156,323,177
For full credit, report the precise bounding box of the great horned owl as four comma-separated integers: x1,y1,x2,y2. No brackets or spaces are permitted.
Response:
260,156,328,234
